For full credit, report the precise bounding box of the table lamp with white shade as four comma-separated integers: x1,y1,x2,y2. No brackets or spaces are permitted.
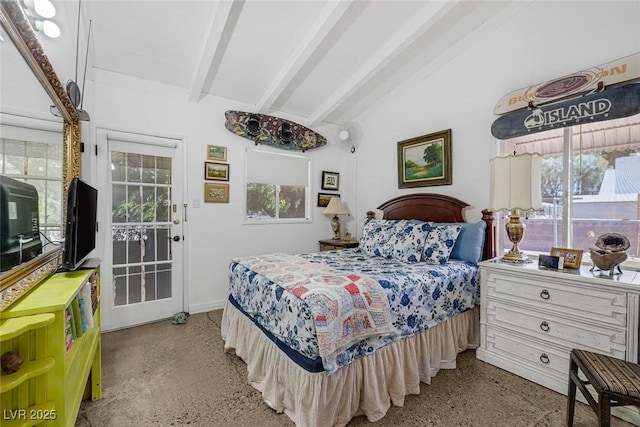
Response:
489,153,543,263
322,197,349,240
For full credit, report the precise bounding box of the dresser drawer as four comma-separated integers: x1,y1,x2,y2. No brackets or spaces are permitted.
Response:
484,325,570,381
486,299,627,358
485,271,628,327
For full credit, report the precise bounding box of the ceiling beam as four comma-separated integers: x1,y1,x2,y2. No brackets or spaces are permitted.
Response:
255,0,354,113
306,1,458,127
187,0,244,103
335,1,534,124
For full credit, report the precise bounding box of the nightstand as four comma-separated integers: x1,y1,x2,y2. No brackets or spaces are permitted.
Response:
319,239,359,251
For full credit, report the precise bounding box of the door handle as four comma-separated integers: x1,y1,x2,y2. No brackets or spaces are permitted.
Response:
172,235,180,242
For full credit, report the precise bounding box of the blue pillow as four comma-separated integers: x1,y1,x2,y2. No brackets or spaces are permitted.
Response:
442,221,486,264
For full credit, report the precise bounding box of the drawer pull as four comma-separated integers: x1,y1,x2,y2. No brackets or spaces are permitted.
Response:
540,353,550,364
540,321,550,332
540,289,550,300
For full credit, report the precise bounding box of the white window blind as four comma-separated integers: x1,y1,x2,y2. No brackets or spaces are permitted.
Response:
246,149,309,186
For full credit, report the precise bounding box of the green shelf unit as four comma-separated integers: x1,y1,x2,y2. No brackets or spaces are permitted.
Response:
0,266,101,427
0,358,55,393
0,314,54,341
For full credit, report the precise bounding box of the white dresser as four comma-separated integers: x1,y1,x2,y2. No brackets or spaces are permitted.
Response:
477,259,640,424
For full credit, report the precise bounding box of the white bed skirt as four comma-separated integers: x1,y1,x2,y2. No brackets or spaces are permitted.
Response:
221,302,479,427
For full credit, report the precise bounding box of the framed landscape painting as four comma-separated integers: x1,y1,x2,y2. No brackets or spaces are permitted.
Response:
207,145,227,161
204,161,229,181
397,129,452,188
317,193,339,207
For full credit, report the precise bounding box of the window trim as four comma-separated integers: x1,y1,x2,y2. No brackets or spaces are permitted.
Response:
243,148,312,225
498,119,640,270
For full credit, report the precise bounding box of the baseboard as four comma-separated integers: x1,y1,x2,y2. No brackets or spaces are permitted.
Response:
189,299,226,314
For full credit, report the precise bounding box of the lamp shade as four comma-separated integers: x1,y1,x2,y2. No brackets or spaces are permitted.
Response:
489,153,542,212
322,197,349,215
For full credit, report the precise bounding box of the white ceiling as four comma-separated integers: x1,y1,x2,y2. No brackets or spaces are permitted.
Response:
38,0,533,127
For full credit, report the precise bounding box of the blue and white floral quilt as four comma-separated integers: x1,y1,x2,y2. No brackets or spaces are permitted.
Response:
228,248,480,374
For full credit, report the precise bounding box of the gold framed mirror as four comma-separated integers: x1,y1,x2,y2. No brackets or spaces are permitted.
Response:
0,0,80,309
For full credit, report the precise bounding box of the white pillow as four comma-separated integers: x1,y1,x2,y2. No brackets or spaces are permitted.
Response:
359,219,402,258
359,219,427,263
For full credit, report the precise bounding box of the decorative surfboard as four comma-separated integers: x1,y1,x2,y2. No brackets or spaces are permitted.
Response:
491,82,640,140
224,110,327,152
494,52,640,115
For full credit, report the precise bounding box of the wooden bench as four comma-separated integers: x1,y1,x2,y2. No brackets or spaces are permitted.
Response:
567,349,640,426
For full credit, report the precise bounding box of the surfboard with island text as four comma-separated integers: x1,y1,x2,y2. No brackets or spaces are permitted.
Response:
491,82,640,139
494,52,640,115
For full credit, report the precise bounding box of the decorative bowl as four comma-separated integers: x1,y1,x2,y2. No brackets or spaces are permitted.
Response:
590,233,630,276
589,248,628,272
594,233,630,252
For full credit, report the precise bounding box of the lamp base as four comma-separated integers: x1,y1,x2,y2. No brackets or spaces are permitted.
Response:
330,215,340,240
500,251,532,264
500,208,532,264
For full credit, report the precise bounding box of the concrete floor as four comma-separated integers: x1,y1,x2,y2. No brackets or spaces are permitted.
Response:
76,310,635,427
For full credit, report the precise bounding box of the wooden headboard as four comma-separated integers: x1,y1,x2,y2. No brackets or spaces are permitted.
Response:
376,193,495,261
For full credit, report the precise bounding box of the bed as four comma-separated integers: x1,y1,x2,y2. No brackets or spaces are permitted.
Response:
221,193,495,427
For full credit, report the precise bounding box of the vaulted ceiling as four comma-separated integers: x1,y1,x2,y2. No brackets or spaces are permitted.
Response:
36,0,533,127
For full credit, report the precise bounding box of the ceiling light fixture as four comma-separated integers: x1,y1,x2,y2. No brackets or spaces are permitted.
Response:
20,0,61,38
34,19,60,38
27,0,56,19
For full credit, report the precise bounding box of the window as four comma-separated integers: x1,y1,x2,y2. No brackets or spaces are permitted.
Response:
245,148,310,222
0,123,63,245
504,115,640,267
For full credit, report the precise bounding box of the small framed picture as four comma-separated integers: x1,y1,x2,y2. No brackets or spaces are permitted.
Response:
550,247,584,269
317,192,339,207
321,171,339,190
204,183,229,203
207,145,227,161
204,161,229,181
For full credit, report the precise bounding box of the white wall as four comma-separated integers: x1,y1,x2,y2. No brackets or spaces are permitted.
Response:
4,1,639,317
353,1,640,236
85,69,353,314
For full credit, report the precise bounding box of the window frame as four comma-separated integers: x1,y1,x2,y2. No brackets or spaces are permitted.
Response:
497,117,640,270
243,148,312,225
1,117,64,243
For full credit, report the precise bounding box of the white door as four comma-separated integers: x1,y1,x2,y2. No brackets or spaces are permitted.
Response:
97,129,185,331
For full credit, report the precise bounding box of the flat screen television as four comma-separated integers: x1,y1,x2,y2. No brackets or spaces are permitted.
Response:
0,176,42,272
62,176,98,271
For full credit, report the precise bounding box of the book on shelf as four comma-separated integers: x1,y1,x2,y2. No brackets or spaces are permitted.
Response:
64,307,75,351
78,282,94,331
89,271,99,313
71,297,83,339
